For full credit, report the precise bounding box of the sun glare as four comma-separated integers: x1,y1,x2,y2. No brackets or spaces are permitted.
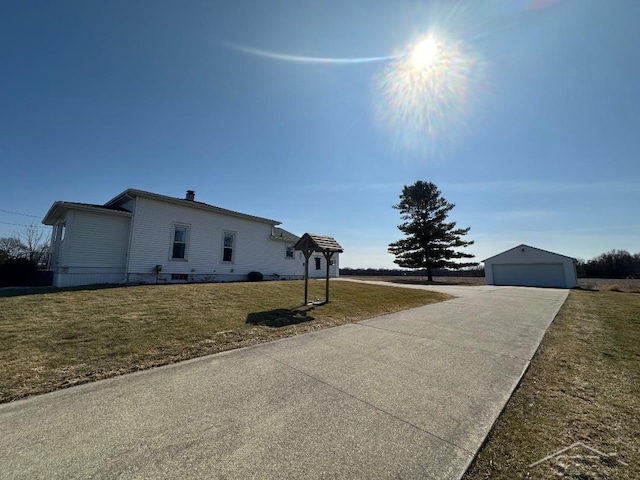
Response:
410,36,441,70
227,26,483,158
374,31,482,156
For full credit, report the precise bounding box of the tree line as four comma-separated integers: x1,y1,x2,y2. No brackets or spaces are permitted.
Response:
342,251,640,280
576,250,640,278
0,225,51,287
340,267,485,277
0,224,50,267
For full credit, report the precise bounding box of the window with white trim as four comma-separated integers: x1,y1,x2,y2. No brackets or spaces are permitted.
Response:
285,245,295,259
222,231,235,262
171,224,189,260
58,222,66,242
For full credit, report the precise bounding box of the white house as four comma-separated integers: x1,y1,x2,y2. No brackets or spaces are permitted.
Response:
42,189,339,287
483,244,578,288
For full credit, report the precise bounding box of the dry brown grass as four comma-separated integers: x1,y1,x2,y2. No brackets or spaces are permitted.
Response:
0,280,448,403
579,277,640,293
463,290,640,480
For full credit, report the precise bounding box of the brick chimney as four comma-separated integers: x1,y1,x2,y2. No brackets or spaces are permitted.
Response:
185,190,195,201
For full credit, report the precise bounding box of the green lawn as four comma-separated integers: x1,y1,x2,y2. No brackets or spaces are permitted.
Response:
0,279,448,403
463,290,640,479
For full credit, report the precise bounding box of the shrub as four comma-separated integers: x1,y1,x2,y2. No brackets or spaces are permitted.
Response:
247,271,264,282
0,258,38,287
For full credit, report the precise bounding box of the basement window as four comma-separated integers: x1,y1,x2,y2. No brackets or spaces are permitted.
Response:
171,274,188,280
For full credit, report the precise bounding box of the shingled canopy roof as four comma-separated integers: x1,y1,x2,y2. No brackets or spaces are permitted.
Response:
294,233,343,304
294,233,344,254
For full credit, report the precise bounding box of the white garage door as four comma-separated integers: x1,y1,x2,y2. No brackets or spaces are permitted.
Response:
492,263,565,287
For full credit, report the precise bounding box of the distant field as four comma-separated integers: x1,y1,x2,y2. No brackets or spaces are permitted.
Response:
578,277,640,293
342,275,486,286
343,275,640,293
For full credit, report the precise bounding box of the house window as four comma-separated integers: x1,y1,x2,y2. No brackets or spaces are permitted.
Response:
58,222,66,242
222,231,235,262
315,257,321,270
286,245,295,259
171,273,188,280
171,224,189,260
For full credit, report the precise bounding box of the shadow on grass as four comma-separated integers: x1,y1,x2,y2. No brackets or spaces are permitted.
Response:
246,306,316,328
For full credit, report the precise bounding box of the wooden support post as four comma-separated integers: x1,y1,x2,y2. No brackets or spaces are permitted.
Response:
323,251,334,303
302,249,313,305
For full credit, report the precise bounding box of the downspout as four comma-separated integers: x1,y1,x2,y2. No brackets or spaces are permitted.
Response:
123,193,137,284
46,224,56,270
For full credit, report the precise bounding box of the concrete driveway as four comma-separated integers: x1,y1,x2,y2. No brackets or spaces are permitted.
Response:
0,284,568,479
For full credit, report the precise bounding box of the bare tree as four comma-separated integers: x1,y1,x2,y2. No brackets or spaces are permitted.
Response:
0,236,26,260
0,224,51,268
19,224,50,266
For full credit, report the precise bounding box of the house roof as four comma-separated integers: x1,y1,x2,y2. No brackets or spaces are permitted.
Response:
294,233,344,253
105,188,280,226
42,202,133,225
270,227,300,243
482,244,576,262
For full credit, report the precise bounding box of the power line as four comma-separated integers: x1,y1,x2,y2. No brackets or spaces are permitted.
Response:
0,209,41,218
0,221,50,229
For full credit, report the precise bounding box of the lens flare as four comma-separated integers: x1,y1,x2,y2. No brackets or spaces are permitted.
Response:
410,35,442,70
374,32,481,156
225,42,398,65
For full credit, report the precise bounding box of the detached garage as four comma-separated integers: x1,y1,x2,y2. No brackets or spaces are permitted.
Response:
484,244,578,288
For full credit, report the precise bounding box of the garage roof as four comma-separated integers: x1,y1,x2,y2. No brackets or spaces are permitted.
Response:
483,244,576,263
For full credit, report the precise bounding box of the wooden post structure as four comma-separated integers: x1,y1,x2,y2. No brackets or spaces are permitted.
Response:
294,233,343,306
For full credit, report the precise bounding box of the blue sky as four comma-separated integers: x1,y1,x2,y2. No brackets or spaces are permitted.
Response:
1,0,638,268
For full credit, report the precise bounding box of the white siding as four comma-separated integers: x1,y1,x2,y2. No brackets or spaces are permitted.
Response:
128,197,306,283
52,209,130,287
307,253,340,278
54,272,128,288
